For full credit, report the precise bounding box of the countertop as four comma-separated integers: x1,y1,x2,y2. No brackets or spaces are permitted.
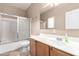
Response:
30,34,79,56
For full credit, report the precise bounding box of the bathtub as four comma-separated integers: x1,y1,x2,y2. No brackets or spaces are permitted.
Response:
0,40,29,54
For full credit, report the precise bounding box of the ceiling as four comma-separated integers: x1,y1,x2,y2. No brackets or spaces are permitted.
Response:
40,3,54,13
1,3,32,10
0,3,60,14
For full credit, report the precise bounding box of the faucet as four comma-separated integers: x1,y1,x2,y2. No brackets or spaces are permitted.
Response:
56,37,62,41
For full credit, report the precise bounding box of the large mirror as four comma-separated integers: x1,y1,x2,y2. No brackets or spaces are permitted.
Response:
40,17,55,29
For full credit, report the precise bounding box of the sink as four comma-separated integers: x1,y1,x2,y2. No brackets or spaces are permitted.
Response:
37,35,57,41
37,35,65,43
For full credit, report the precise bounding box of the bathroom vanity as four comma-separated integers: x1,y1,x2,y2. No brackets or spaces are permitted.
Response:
30,38,73,56
30,34,79,56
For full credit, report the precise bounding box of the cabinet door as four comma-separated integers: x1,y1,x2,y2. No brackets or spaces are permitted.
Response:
53,48,72,56
36,41,49,56
30,39,36,56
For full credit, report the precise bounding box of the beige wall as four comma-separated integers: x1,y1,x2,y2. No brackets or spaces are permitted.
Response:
41,3,79,37
26,4,40,35
0,4,26,17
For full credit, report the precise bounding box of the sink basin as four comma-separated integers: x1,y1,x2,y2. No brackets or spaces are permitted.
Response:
37,35,57,41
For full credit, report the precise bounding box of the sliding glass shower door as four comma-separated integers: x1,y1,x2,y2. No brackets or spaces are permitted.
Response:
18,17,30,41
0,14,30,44
0,15,17,44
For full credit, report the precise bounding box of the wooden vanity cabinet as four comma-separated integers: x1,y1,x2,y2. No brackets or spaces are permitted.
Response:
30,39,49,56
36,41,49,56
30,38,73,56
50,47,73,56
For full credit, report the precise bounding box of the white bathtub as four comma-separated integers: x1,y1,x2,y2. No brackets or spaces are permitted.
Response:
0,40,29,54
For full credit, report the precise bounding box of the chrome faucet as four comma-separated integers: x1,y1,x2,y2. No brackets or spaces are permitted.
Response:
56,37,62,41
